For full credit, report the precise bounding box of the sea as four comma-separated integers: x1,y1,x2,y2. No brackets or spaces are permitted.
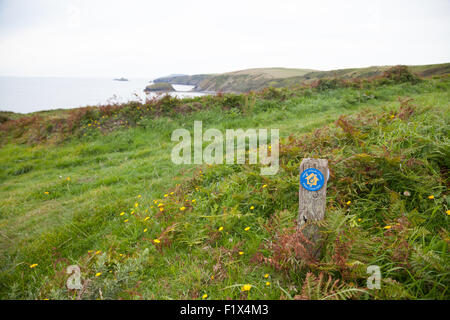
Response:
0,77,208,114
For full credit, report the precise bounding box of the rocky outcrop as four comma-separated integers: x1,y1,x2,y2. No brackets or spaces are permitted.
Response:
144,82,175,92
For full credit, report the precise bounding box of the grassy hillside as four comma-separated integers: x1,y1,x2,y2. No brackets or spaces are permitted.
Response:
222,67,315,78
153,63,450,93
0,69,449,299
153,74,213,87
144,82,175,92
195,68,315,92
152,67,316,91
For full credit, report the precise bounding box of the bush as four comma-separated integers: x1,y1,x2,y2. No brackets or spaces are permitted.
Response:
314,78,347,91
0,113,10,124
381,65,421,84
259,87,291,100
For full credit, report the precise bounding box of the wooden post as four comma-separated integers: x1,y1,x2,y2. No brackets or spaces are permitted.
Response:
298,158,328,257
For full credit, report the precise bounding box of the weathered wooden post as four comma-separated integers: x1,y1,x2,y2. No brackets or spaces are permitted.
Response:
298,158,328,258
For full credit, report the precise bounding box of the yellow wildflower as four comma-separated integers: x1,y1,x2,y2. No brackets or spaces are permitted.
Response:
218,226,224,231
244,227,250,231
159,207,164,212
29,264,38,268
250,206,254,210
170,192,174,195
384,225,392,230
262,184,267,188
180,207,186,211
153,239,160,244
242,284,252,291
447,210,450,216
239,251,244,255
44,191,49,195
428,195,434,199
202,294,208,299
157,203,164,207
137,195,142,198
143,228,148,233
135,203,139,208
192,199,196,203
124,219,129,222
164,194,168,197
264,274,269,278
144,216,150,221
66,177,71,181
95,250,101,255
346,201,351,205
95,272,101,277
266,282,271,286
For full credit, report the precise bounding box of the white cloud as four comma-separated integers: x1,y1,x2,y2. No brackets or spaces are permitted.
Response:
0,0,449,77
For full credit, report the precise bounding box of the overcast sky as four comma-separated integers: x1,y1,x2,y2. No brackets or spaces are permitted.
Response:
0,0,449,78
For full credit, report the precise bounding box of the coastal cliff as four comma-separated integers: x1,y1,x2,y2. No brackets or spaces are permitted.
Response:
152,63,450,93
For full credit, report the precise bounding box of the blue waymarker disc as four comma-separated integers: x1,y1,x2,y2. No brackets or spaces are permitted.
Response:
300,168,325,191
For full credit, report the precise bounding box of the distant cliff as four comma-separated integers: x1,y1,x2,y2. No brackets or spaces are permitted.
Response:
153,74,213,86
151,63,450,93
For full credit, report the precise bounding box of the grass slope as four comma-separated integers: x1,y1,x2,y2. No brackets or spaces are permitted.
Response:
0,74,449,299
153,63,450,93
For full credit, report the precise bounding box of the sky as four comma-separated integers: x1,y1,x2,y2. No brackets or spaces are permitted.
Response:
0,0,449,78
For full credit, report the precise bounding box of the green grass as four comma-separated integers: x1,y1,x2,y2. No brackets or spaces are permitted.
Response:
158,63,450,92
0,77,449,299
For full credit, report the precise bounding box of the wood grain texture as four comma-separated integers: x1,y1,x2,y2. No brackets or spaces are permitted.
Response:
298,158,328,257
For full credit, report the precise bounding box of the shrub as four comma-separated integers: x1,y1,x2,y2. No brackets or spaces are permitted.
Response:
0,113,10,124
259,87,290,100
313,78,347,91
381,65,421,84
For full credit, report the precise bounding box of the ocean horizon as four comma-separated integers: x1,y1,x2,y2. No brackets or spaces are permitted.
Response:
0,76,205,114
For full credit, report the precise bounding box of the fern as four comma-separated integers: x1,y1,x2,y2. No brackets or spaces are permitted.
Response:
294,272,365,300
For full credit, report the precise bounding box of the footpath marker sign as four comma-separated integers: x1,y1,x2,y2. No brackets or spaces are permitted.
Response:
300,168,325,192
298,158,328,257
